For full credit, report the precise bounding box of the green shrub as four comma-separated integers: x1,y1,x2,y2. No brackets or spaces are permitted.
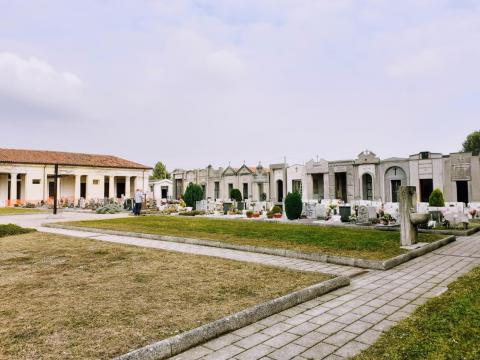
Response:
183,183,204,209
96,203,123,214
230,188,242,202
285,192,303,220
0,224,36,238
429,188,445,207
270,205,282,214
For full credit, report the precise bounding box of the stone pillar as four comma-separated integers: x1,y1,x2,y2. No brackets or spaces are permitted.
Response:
10,173,17,206
23,173,29,204
74,175,81,202
399,186,417,246
109,176,115,198
125,176,131,198
85,175,90,200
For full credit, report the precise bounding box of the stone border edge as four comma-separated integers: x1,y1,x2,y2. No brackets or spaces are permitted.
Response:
112,276,349,360
42,224,454,271
382,235,456,270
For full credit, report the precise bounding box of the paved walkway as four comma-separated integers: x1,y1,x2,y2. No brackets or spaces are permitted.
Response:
170,234,480,360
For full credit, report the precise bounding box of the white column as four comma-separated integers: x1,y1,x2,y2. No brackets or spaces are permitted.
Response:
125,176,131,198
23,173,29,204
109,176,114,198
85,175,90,200
10,173,18,206
323,173,330,200
74,175,81,202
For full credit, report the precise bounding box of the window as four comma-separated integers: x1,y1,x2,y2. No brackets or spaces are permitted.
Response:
243,183,249,199
292,180,302,195
228,183,233,196
32,179,41,184
421,152,430,160
93,179,100,185
214,182,220,199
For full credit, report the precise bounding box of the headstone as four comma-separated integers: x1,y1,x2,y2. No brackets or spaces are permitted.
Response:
196,200,207,211
316,204,327,218
304,202,317,219
367,206,377,220
357,205,369,224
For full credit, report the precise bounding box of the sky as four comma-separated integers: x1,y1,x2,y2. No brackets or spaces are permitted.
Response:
0,0,479,170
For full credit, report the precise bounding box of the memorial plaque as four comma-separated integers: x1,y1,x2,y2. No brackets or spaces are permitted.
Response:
357,205,370,224
451,154,471,181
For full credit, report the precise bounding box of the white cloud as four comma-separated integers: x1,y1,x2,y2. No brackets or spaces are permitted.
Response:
0,52,84,110
386,49,444,78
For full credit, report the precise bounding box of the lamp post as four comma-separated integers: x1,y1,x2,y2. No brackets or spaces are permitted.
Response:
47,164,64,215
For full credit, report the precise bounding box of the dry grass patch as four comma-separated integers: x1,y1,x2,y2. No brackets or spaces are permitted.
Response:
0,207,47,215
0,232,329,359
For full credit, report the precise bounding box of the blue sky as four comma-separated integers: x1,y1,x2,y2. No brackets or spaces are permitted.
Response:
0,0,478,169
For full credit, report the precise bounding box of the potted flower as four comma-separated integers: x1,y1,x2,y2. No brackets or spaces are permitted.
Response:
329,203,337,215
252,212,260,218
246,210,254,219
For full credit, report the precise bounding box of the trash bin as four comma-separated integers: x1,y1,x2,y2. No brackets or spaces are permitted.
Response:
223,202,232,214
339,206,351,222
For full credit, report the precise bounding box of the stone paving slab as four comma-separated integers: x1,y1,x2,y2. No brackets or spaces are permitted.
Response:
170,234,480,360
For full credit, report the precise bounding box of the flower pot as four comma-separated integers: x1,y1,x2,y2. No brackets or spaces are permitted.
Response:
273,213,282,219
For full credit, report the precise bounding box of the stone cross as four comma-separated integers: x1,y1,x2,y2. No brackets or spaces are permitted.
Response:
399,186,417,246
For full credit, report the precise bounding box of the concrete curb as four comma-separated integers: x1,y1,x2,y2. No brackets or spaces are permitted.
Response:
111,276,349,360
376,224,479,237
42,224,455,270
382,235,456,270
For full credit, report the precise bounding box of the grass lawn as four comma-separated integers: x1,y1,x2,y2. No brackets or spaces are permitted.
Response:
0,207,47,215
355,266,480,360
0,232,329,359
66,216,443,260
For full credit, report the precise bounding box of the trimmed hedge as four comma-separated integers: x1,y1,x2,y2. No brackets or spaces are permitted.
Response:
285,192,303,220
429,188,445,207
230,188,243,202
0,224,36,238
183,183,204,209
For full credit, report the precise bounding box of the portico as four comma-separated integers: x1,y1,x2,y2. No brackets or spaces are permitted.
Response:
0,148,151,207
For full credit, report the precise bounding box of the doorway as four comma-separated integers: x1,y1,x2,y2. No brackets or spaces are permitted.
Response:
335,172,347,202
161,186,168,199
276,180,283,202
362,174,373,200
391,180,401,203
419,179,433,202
116,182,125,198
243,183,248,200
456,181,469,204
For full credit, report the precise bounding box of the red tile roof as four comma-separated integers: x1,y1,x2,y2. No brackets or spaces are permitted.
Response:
0,148,151,170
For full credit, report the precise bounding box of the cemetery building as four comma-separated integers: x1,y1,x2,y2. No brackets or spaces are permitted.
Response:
171,163,271,201
0,148,151,207
173,150,480,205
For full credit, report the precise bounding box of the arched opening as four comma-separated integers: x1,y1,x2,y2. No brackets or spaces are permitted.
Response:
276,179,283,202
384,166,407,202
362,173,373,200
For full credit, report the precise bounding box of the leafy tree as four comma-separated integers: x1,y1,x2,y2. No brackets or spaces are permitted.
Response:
429,188,445,207
151,161,170,180
230,188,242,202
183,183,204,209
462,130,480,155
285,192,303,220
